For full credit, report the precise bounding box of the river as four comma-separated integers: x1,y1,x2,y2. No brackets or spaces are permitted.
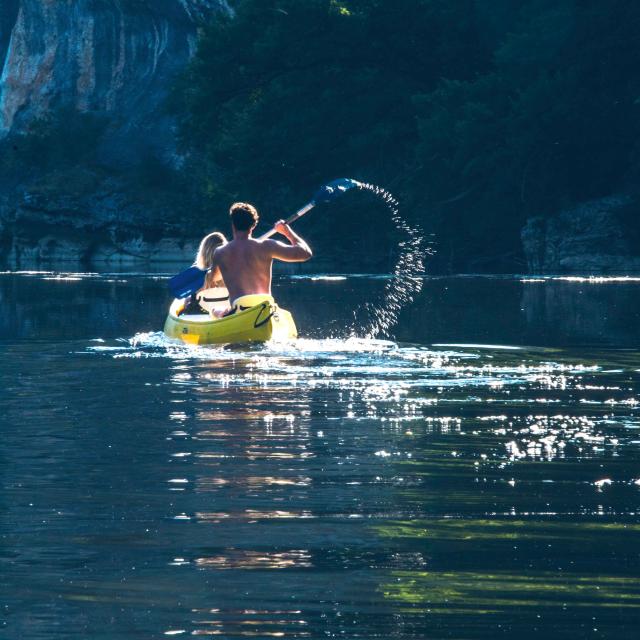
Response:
1,271,639,639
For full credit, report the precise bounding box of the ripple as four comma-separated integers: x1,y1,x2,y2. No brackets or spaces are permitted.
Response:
195,549,313,570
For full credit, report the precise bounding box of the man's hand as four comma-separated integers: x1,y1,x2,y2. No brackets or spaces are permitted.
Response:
274,220,292,238
267,219,313,262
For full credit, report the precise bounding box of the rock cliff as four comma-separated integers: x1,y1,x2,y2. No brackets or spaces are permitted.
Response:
521,196,640,274
0,0,229,158
0,0,230,268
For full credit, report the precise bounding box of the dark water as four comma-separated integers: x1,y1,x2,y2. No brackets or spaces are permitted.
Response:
1,271,640,639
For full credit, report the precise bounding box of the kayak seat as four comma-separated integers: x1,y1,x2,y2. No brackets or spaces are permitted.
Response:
177,294,208,317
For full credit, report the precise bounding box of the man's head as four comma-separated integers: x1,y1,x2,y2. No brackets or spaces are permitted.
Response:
230,202,259,232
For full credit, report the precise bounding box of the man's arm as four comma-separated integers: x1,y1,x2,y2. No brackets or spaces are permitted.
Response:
266,221,313,262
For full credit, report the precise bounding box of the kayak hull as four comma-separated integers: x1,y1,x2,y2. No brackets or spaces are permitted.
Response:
163,299,297,345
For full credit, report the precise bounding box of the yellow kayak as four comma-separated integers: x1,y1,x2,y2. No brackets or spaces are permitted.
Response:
163,290,297,345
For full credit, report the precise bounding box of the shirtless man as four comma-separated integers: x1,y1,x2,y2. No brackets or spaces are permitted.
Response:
211,202,312,312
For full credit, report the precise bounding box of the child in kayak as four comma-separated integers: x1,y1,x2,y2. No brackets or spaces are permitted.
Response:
195,231,227,289
179,231,230,317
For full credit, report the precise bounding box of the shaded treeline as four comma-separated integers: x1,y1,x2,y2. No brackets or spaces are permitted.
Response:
174,0,640,271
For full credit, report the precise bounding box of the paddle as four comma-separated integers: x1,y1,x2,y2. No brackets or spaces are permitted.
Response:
168,178,361,299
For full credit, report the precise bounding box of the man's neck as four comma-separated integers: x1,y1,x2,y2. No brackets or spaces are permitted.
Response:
232,229,252,240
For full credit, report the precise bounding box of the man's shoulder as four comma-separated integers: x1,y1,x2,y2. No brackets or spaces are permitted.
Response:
251,237,277,251
255,238,276,246
256,238,284,256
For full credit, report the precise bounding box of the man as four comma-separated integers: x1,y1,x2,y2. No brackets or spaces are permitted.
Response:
211,202,312,313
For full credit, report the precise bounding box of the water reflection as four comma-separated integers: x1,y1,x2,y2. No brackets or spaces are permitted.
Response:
184,607,312,638
2,271,640,346
135,329,639,635
520,277,640,346
2,272,640,639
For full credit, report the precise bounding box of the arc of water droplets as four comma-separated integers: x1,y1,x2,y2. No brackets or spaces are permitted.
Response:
355,183,433,339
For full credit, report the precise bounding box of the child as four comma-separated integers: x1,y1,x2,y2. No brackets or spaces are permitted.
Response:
195,231,227,289
179,231,230,318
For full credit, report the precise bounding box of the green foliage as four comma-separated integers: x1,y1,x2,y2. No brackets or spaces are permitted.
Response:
0,108,107,180
176,0,640,270
175,0,486,220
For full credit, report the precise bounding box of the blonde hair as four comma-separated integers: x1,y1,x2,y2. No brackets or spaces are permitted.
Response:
195,231,227,288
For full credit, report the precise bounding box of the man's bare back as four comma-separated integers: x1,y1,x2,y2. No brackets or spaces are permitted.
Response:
212,205,312,305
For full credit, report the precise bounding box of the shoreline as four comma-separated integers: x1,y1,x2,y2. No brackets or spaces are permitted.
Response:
3,266,640,279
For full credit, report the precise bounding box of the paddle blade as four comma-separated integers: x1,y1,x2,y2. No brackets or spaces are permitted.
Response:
312,178,362,204
168,266,207,299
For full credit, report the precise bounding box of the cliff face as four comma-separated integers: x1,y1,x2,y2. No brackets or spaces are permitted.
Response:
0,0,229,159
521,196,640,274
0,0,230,268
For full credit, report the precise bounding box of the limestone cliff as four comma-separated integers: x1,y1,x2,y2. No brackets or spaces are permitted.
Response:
0,0,230,159
0,0,230,268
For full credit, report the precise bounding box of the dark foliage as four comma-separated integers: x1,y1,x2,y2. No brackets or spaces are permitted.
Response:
0,109,107,177
174,0,640,271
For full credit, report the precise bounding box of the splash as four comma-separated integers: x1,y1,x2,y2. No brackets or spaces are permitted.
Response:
353,183,431,338
92,332,401,360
